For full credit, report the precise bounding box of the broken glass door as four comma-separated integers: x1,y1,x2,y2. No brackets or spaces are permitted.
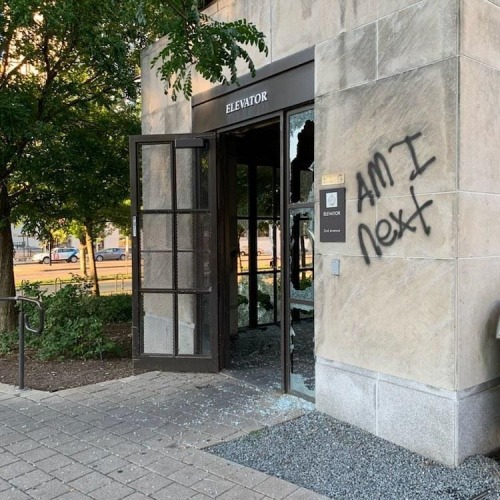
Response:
286,108,315,399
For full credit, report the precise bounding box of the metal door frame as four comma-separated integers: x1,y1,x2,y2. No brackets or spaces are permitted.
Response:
129,133,219,372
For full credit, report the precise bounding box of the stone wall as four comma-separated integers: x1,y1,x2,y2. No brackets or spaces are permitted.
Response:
458,0,500,389
313,0,500,466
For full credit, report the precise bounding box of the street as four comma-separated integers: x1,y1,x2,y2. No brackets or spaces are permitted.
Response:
14,259,132,294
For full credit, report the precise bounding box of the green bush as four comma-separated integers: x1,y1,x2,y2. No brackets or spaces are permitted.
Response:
0,330,18,355
17,279,131,361
87,294,132,324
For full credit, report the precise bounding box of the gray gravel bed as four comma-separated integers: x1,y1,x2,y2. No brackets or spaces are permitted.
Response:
207,411,500,500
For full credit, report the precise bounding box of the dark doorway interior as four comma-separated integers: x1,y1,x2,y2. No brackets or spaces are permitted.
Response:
222,121,282,389
221,111,315,398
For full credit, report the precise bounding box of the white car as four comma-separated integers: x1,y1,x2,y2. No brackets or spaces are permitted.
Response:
32,247,79,264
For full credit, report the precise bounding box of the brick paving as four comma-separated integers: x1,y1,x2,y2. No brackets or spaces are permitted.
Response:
0,372,325,499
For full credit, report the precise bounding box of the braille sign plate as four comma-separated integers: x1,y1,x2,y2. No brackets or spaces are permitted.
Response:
321,173,345,186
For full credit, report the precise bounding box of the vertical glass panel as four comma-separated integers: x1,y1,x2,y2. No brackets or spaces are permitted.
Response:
257,273,276,325
257,221,272,262
177,213,194,251
176,149,194,210
177,213,211,290
237,275,249,328
177,293,196,354
269,222,281,270
142,214,172,251
176,294,212,355
289,110,314,204
236,164,249,216
199,150,210,209
290,309,314,398
289,207,314,301
256,165,274,217
176,149,209,209
142,293,174,354
200,294,212,355
178,252,195,289
142,252,173,289
178,251,211,290
177,214,211,251
237,219,249,270
141,144,172,210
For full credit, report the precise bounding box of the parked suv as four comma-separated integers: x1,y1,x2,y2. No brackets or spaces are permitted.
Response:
32,247,79,264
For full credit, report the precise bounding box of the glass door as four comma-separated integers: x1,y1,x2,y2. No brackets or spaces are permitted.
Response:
236,162,280,329
129,134,219,372
284,108,315,399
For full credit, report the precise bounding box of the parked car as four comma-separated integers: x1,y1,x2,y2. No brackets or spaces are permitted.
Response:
94,247,126,261
31,251,48,264
32,247,79,264
239,246,264,256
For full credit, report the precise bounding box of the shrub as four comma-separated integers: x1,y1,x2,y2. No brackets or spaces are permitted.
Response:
17,279,129,360
87,294,132,324
0,330,18,355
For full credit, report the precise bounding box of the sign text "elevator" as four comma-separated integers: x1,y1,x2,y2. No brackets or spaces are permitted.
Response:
225,91,268,114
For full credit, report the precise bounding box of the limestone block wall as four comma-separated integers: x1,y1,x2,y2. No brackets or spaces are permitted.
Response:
314,0,460,390
457,0,500,390
141,38,192,135
313,0,500,465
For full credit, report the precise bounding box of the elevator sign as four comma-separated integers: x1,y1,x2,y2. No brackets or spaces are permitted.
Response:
225,91,268,114
320,188,346,242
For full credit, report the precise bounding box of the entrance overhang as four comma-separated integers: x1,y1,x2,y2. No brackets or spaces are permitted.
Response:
192,47,314,132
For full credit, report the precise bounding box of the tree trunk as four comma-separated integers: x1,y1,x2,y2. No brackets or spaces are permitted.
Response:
85,230,100,296
79,237,88,277
0,194,17,333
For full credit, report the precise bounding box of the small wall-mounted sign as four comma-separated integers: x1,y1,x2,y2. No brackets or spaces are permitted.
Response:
320,188,346,242
321,173,345,186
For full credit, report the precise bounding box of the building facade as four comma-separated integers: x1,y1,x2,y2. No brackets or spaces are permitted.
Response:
133,0,500,466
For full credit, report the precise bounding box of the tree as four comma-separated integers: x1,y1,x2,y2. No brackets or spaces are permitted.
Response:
0,0,267,332
48,103,140,296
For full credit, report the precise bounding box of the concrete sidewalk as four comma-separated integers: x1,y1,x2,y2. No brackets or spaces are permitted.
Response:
0,371,325,499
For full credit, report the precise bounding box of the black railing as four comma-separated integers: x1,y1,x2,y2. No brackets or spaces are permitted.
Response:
0,296,44,389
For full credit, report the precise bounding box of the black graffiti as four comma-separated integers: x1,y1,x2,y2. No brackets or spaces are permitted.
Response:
358,186,433,265
356,131,436,265
388,132,436,181
356,153,394,213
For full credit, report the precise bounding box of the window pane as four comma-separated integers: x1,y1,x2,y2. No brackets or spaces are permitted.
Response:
177,293,195,354
256,165,274,217
290,311,314,397
177,293,212,355
289,110,314,204
257,273,276,325
142,252,173,289
236,164,249,216
289,207,314,300
200,294,212,355
142,293,174,354
178,251,211,290
142,214,172,251
177,213,211,252
141,144,172,210
237,275,250,328
176,149,209,209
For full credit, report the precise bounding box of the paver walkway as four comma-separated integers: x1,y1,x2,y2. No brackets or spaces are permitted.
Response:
0,371,326,499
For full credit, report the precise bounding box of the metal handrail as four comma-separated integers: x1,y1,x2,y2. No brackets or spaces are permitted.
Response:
0,296,44,389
